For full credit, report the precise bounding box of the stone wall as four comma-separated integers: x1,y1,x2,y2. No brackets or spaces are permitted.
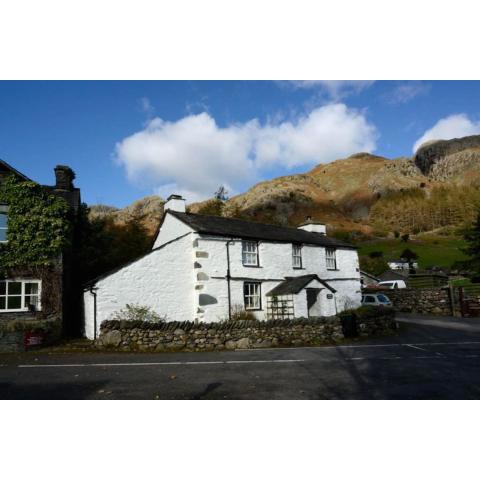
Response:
383,288,452,316
0,316,62,353
98,310,396,352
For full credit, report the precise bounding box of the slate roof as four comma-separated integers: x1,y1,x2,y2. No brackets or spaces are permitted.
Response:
168,210,355,249
266,274,336,296
378,270,408,282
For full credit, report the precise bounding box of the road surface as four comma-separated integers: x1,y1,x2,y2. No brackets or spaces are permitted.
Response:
1,314,480,399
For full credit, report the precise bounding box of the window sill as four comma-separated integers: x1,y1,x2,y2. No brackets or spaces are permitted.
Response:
0,309,40,313
242,265,262,268
244,308,263,311
293,267,305,270
327,268,339,271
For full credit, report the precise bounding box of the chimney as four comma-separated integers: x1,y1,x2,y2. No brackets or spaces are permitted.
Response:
54,165,75,191
297,216,327,235
164,194,186,213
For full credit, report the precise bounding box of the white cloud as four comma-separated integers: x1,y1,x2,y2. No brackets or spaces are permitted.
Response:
115,104,378,202
413,114,480,153
386,81,430,105
287,80,375,100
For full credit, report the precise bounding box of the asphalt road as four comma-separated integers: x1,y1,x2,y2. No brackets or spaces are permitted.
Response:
2,314,480,399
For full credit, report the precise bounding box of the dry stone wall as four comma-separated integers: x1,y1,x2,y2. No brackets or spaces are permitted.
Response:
383,288,452,316
98,311,397,352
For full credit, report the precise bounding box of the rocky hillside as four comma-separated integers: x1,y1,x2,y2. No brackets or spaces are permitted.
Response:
90,135,480,235
89,195,164,235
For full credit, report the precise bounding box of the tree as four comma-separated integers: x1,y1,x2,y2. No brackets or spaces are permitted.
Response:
461,212,480,276
369,251,384,259
197,199,224,217
214,185,229,201
359,255,389,277
400,248,419,272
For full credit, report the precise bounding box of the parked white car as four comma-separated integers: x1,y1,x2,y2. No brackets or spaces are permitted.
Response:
378,280,407,289
361,293,392,307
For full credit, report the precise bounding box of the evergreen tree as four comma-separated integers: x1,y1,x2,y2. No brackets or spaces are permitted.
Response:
461,212,480,275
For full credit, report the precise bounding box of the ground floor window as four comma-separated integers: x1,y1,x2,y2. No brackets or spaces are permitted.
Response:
244,282,261,310
0,279,41,312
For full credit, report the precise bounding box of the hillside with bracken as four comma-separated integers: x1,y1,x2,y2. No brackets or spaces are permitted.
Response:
89,134,480,237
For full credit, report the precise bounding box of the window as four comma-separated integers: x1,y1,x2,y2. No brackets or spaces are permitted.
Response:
325,248,337,270
244,282,261,310
0,206,8,243
242,240,259,266
363,295,376,304
292,244,302,268
0,280,41,312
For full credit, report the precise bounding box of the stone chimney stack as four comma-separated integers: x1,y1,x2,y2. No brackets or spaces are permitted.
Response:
164,194,186,213
297,216,327,235
54,165,75,191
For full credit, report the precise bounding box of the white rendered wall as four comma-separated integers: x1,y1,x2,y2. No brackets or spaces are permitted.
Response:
84,233,194,339
153,213,193,248
193,235,361,321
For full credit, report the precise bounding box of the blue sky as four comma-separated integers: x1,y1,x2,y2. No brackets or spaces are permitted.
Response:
1,80,480,207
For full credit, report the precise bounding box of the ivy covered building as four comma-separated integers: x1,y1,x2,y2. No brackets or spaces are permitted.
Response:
0,159,81,350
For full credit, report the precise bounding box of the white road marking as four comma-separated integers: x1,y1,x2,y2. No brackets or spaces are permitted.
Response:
17,359,306,368
241,340,480,352
405,344,427,351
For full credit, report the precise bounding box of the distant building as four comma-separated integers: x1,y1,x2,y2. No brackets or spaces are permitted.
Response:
387,259,418,271
378,269,408,283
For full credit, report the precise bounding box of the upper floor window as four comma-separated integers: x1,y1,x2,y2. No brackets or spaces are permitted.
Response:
292,244,302,268
242,240,259,266
0,205,8,243
0,279,41,312
326,248,337,270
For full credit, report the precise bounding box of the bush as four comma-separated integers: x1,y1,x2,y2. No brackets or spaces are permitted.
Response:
228,304,257,322
108,304,166,323
340,305,394,320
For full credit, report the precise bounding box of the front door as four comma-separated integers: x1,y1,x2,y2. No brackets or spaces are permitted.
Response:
306,288,321,317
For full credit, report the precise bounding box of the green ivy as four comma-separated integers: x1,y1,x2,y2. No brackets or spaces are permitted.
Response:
0,175,71,274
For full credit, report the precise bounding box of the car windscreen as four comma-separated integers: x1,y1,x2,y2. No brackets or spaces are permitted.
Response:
377,294,390,303
380,283,393,287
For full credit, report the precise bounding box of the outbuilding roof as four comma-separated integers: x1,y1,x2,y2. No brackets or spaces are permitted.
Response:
266,274,336,296
168,210,355,249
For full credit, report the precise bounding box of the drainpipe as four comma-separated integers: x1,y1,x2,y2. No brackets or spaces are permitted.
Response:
89,287,98,340
226,240,234,322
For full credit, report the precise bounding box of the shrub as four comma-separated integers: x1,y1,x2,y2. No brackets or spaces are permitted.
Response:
108,304,166,323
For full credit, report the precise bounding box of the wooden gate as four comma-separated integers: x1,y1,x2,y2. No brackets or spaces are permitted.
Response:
455,284,480,317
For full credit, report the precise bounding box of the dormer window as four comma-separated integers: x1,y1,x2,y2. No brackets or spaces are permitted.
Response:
242,240,259,266
0,205,8,243
292,244,302,268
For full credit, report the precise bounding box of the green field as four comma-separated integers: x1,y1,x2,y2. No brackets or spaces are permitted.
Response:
358,234,468,269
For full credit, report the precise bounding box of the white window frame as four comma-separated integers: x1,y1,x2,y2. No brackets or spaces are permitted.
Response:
242,240,259,266
326,248,337,270
0,279,42,313
0,205,8,243
244,282,261,310
292,244,302,268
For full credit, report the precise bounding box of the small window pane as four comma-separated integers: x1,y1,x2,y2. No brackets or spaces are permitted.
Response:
0,229,6,242
7,296,22,309
25,295,39,310
25,283,39,295
0,281,5,295
8,282,21,295
0,297,5,309
0,213,7,228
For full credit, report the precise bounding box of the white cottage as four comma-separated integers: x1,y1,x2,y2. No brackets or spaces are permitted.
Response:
83,195,362,339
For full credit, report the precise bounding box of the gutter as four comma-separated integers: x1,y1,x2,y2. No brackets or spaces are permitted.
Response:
225,239,234,322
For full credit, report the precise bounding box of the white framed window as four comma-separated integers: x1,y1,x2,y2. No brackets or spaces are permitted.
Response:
0,205,8,243
244,282,261,310
242,240,259,266
326,248,337,270
292,244,302,268
0,280,42,312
